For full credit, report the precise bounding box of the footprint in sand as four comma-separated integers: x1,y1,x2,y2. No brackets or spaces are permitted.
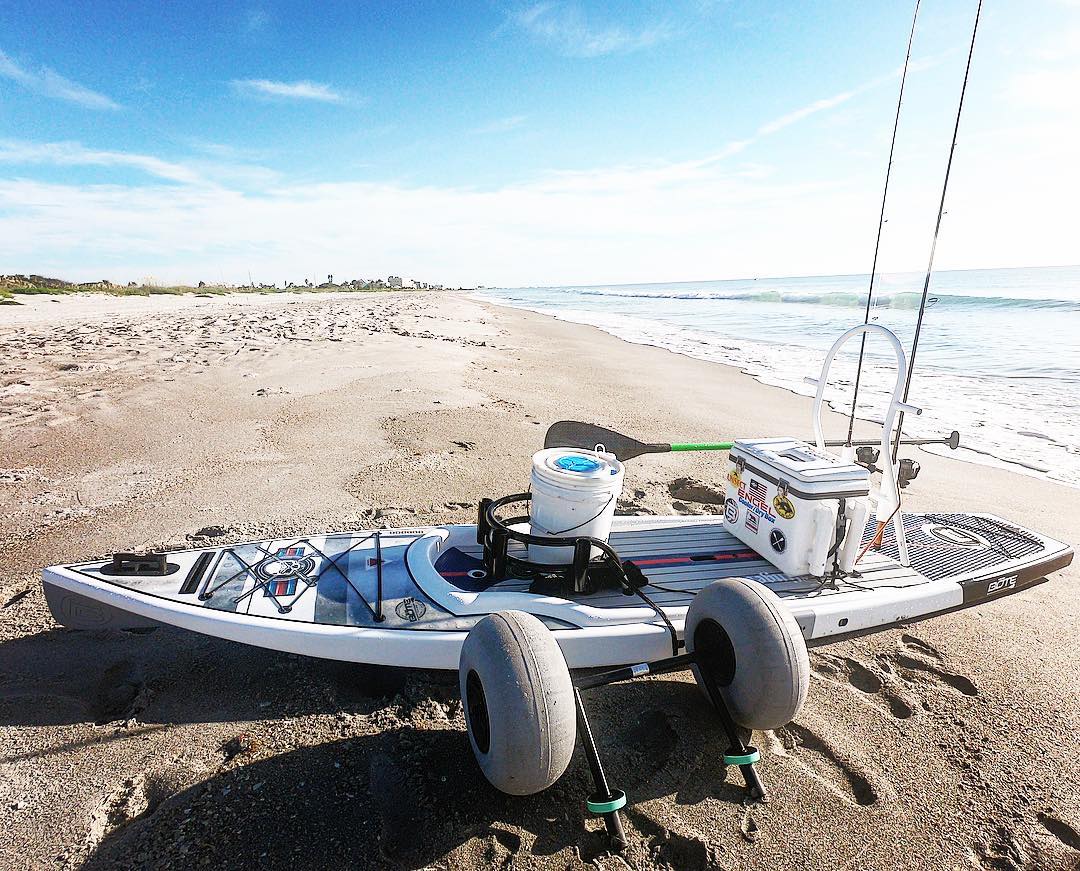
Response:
84,772,166,854
879,635,979,698
969,827,1029,870
772,723,884,807
899,633,945,661
1037,812,1080,853
811,651,917,720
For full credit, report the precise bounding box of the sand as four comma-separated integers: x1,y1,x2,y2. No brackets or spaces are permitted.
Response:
1,291,1077,871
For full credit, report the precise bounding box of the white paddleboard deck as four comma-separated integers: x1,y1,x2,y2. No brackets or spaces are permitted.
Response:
43,513,1072,669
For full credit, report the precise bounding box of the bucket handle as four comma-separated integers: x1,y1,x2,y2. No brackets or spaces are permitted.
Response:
536,491,616,538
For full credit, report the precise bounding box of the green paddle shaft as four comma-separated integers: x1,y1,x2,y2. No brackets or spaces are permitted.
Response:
669,442,734,452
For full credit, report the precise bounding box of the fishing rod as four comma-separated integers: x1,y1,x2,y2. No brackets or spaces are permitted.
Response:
845,0,922,447
892,0,984,462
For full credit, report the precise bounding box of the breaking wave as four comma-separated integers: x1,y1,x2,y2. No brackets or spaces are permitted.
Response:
577,287,1080,311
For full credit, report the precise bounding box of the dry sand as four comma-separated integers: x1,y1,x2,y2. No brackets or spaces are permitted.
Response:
1,291,1078,871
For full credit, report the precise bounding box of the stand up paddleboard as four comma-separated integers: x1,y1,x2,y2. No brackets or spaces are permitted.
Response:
42,509,1071,670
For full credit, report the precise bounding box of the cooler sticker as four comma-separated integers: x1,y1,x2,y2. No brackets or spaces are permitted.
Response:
773,494,796,520
769,529,786,553
738,478,777,524
724,498,739,525
745,511,759,533
726,465,741,488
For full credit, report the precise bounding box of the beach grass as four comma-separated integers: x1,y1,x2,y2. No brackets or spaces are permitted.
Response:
0,278,442,304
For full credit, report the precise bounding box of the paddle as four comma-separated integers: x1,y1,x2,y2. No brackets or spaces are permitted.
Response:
543,421,732,461
543,420,960,460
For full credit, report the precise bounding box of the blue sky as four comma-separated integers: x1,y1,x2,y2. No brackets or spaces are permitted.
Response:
1,1,1078,286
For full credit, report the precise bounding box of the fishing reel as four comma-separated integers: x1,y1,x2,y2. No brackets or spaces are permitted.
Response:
852,446,919,488
898,457,921,489
855,445,881,470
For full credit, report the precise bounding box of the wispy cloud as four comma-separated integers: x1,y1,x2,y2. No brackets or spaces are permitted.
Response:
231,78,344,103
512,2,675,57
471,114,527,135
0,49,119,110
0,75,887,287
757,91,864,136
679,66,904,171
0,140,201,185
0,161,858,288
1,61,1050,288
0,71,892,286
0,137,289,190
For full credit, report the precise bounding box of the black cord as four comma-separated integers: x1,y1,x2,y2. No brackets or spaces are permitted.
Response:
645,581,698,595
633,586,680,656
544,493,615,537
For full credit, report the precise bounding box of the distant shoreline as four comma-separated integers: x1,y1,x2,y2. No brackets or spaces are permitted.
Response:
0,274,471,304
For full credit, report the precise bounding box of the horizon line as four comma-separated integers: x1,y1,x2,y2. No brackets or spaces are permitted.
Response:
492,262,1080,292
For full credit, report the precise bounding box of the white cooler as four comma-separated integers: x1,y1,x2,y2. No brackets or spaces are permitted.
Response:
724,437,871,577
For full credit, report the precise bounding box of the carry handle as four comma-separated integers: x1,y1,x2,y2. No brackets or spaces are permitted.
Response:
810,323,912,565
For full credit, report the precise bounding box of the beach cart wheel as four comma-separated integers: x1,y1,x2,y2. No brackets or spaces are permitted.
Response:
459,610,576,795
685,578,809,730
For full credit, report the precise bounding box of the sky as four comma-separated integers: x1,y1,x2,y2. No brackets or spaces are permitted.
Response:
1,0,1078,288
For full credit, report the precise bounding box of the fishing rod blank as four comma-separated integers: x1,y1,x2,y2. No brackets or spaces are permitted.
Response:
893,0,984,461
846,0,922,446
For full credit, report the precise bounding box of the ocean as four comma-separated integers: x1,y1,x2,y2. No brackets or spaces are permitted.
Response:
477,266,1080,488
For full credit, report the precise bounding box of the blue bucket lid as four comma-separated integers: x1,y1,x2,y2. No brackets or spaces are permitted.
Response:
554,455,602,473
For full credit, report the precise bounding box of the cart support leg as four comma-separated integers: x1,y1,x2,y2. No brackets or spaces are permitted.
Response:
703,681,766,801
573,688,627,851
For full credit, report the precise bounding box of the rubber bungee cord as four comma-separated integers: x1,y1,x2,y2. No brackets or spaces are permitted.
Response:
892,0,984,462
846,0,923,446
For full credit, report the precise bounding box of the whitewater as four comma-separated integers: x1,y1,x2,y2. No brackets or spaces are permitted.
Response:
478,266,1080,488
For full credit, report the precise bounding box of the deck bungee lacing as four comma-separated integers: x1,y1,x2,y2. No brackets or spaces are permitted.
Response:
198,531,422,620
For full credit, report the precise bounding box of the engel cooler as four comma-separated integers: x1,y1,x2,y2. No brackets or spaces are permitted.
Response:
528,447,625,564
724,437,870,577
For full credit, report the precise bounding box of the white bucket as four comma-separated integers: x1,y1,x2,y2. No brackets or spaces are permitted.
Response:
528,447,625,565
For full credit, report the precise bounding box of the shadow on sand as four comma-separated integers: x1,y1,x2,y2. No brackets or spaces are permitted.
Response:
0,625,419,728
80,685,747,870
6,626,752,868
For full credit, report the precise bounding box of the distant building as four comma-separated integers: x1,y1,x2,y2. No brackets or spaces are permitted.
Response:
387,275,402,287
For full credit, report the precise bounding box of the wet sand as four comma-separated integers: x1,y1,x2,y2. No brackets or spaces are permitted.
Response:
1,291,1078,870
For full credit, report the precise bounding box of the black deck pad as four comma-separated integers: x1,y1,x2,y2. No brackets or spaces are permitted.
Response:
435,544,765,592
864,513,1048,582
